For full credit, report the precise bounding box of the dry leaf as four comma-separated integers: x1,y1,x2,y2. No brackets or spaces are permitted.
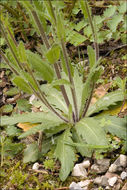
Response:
17,122,39,131
91,83,112,104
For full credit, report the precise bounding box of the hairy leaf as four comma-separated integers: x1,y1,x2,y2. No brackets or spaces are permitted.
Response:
12,76,32,94
87,90,124,116
103,116,126,140
1,112,61,126
72,129,92,157
19,121,64,139
79,1,88,19
80,65,103,117
46,44,60,64
18,41,27,63
55,129,76,181
23,143,39,163
51,79,71,87
87,45,95,69
27,50,54,82
75,118,108,146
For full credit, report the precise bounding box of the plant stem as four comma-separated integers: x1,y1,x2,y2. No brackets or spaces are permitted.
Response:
0,48,19,75
82,83,94,118
61,39,78,122
31,9,70,108
85,0,99,61
0,2,19,17
1,24,23,70
7,27,18,47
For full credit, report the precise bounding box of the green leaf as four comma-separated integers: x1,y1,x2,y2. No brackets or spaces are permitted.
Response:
6,49,20,71
21,71,38,91
103,116,127,140
0,104,13,113
66,30,86,46
87,90,124,116
64,141,111,149
79,1,88,19
5,87,19,96
6,125,21,137
23,143,39,163
72,129,92,157
41,85,68,114
55,129,76,181
56,12,66,41
51,79,71,87
87,45,96,69
103,5,116,18
12,76,32,94
17,99,32,112
1,112,61,126
45,124,68,137
46,44,60,64
18,41,27,63
2,139,24,158
75,117,108,146
43,0,56,24
19,120,64,139
107,14,123,32
27,50,54,82
118,2,126,13
80,65,102,117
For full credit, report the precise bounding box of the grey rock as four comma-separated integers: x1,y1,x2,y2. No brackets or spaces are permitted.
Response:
78,180,91,188
101,176,109,187
108,176,118,186
109,164,118,173
121,171,127,180
109,154,127,173
120,155,127,167
72,164,87,177
94,176,102,185
69,182,83,190
91,159,110,174
91,164,100,173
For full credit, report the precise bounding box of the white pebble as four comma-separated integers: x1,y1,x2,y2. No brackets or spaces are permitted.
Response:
108,176,117,186
109,164,117,173
120,155,127,167
121,171,127,180
72,164,87,177
82,160,90,168
32,162,40,170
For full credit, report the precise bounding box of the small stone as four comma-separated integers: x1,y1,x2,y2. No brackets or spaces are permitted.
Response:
120,155,127,167
78,180,91,187
108,176,117,186
101,176,109,187
109,164,118,173
69,182,83,190
29,94,36,104
94,176,102,185
72,164,87,177
91,164,100,173
82,160,90,168
105,171,118,178
32,162,40,170
121,171,127,180
91,159,110,174
105,186,110,189
96,159,110,167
